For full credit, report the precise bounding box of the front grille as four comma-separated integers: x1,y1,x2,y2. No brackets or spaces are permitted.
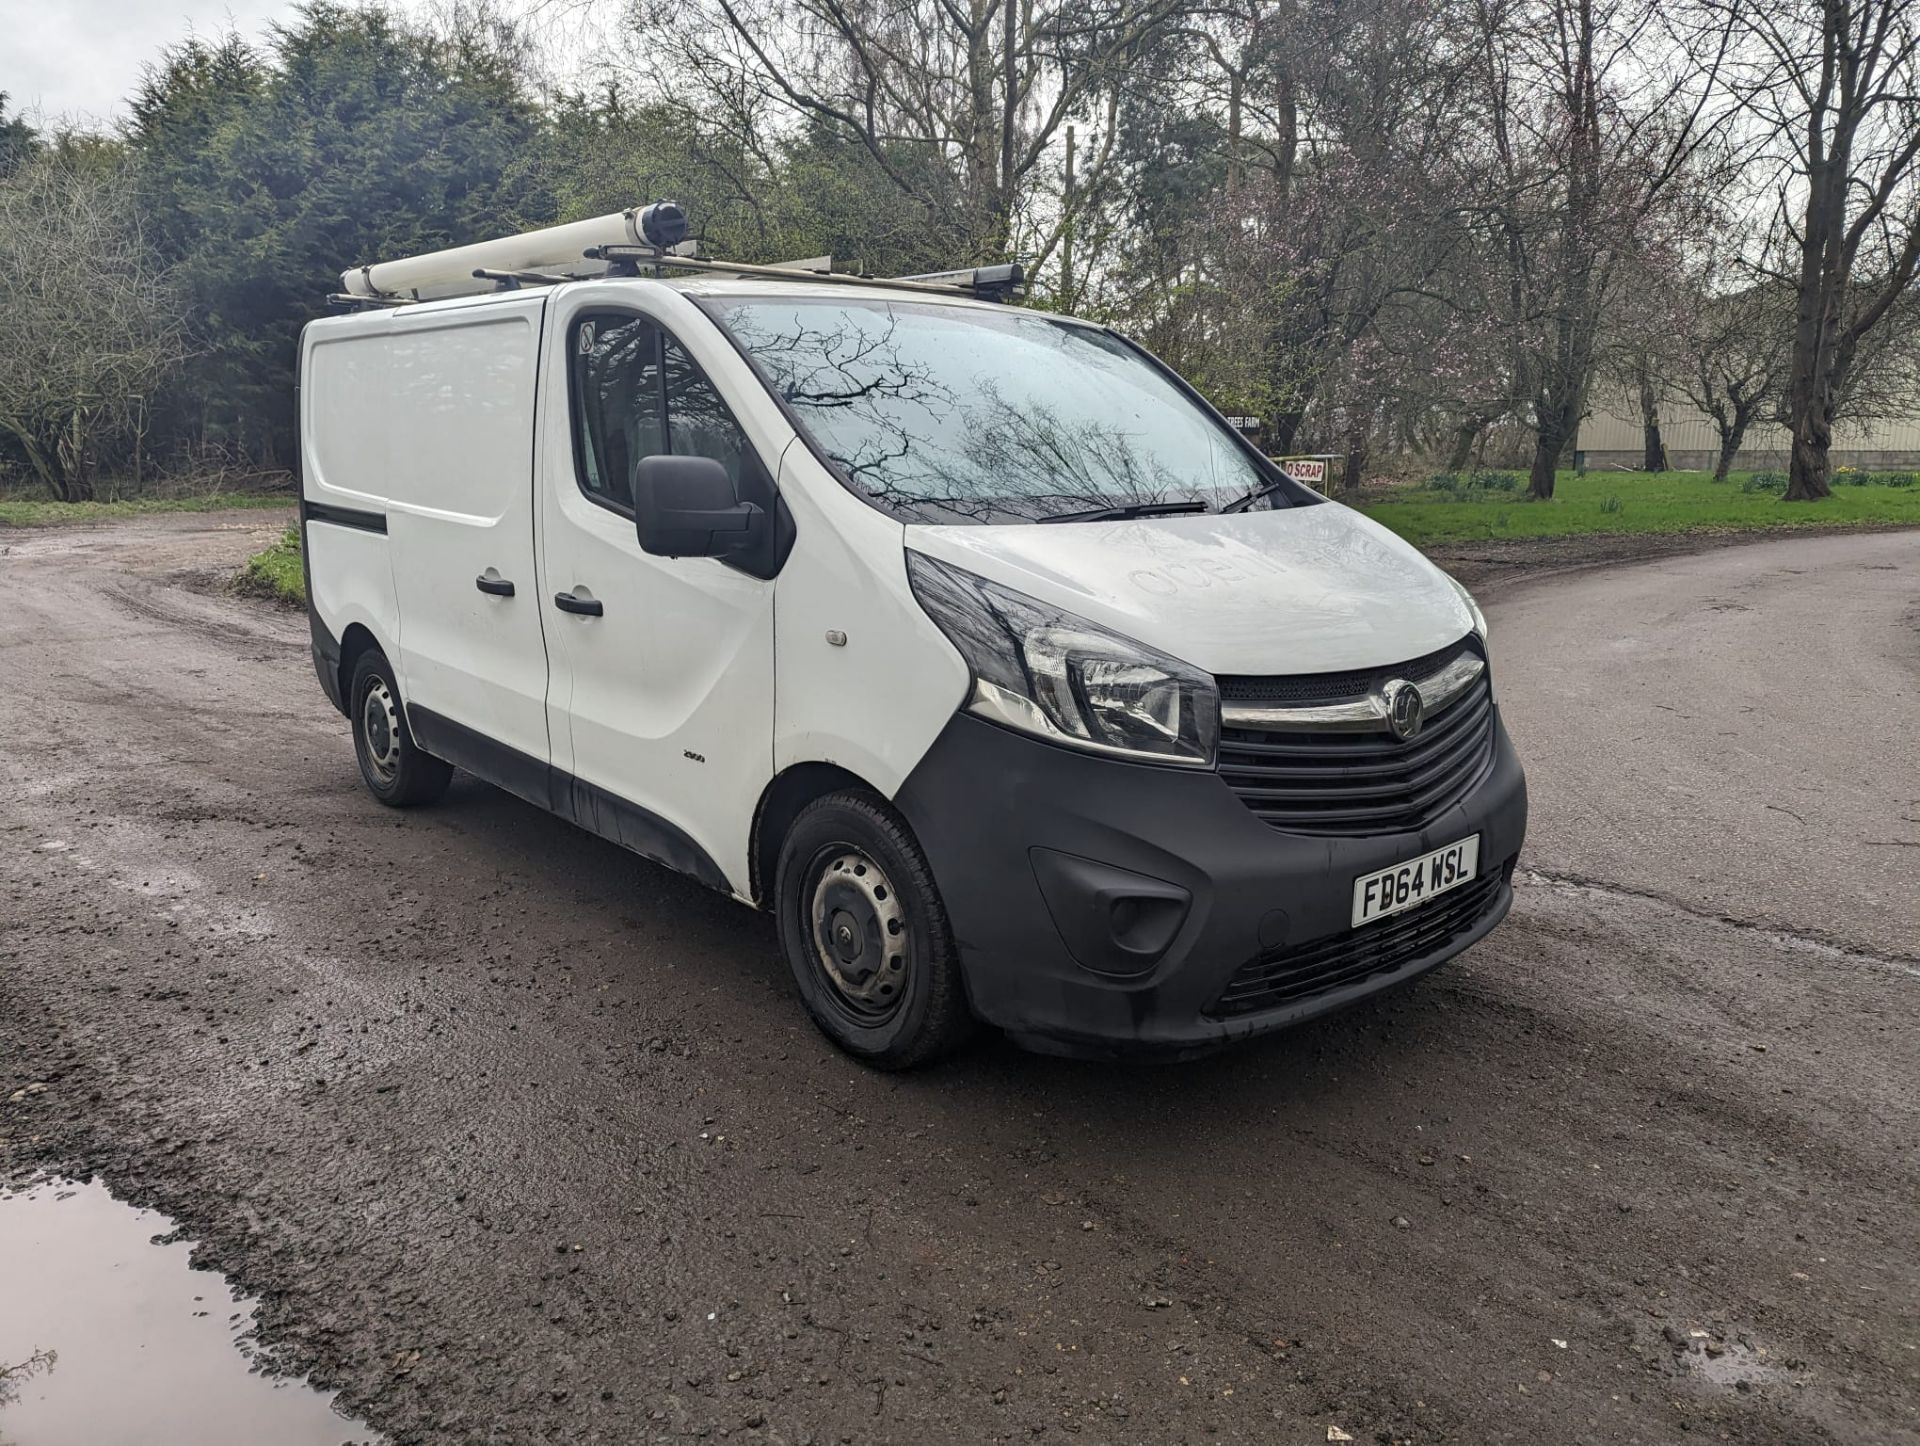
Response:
1217,647,1495,837
1218,636,1475,705
1209,865,1508,1018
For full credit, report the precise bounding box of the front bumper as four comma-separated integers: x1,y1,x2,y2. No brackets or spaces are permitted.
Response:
894,710,1528,1057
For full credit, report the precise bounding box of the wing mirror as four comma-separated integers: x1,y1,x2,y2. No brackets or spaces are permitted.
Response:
632,455,765,560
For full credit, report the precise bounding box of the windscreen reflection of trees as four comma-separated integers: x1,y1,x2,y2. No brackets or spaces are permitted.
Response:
722,303,1264,524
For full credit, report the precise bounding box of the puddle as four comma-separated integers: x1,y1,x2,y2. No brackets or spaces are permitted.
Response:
1688,1337,1793,1390
0,1176,378,1445
1660,1321,1799,1395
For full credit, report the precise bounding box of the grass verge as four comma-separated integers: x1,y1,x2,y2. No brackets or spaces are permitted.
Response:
0,492,293,528
234,527,305,606
1361,469,1920,546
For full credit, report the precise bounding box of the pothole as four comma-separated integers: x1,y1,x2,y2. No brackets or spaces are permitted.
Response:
1659,1322,1799,1395
0,1176,379,1445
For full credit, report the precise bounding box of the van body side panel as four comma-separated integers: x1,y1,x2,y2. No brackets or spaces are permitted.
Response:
303,519,398,678
768,447,971,798
301,322,404,697
377,300,551,767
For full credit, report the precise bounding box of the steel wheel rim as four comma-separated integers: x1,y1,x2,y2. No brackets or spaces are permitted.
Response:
360,677,402,784
806,845,911,1023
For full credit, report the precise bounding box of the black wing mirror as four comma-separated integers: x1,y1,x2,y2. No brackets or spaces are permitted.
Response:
632,455,765,559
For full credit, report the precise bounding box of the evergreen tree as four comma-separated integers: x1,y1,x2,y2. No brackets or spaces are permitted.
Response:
127,4,543,465
0,92,39,178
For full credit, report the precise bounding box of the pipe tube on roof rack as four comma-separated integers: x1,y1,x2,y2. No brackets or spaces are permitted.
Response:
338,199,1024,305
341,208,662,302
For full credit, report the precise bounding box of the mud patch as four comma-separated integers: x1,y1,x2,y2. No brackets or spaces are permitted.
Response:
0,1176,377,1445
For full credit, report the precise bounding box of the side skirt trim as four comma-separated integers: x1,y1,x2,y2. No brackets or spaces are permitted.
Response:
302,498,388,534
406,704,733,895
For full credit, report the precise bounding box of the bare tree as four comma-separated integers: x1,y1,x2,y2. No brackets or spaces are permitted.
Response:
1466,0,1734,498
1107,0,1486,454
1712,0,1920,499
625,0,1182,260
0,157,189,498
1593,235,1722,474
1675,280,1792,481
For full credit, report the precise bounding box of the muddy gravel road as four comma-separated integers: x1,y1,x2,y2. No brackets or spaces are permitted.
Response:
2,512,1916,1446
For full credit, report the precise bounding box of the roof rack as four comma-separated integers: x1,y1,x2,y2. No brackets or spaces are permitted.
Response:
583,244,1024,301
332,201,1024,307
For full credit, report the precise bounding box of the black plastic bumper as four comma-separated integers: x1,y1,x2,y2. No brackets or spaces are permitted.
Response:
310,611,347,717
894,710,1528,1057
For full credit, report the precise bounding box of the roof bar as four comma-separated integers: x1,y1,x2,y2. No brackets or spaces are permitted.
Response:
473,267,574,291
326,292,408,311
584,245,1024,301
894,263,1025,302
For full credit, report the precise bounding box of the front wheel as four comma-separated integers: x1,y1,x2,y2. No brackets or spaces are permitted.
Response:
774,791,975,1069
349,648,452,807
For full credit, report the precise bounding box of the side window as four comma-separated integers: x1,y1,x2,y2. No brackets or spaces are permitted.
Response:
662,336,751,490
569,313,662,513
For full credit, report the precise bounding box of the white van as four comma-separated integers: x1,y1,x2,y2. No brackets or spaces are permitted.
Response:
298,209,1526,1068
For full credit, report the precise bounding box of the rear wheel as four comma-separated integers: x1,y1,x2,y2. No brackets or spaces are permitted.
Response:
349,649,451,807
775,791,974,1069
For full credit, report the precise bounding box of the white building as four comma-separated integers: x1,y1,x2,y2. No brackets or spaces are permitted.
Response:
1579,389,1920,471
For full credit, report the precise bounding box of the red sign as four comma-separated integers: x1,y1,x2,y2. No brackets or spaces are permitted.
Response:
1278,458,1327,483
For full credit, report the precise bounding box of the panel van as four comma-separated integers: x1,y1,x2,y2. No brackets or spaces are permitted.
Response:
298,209,1526,1068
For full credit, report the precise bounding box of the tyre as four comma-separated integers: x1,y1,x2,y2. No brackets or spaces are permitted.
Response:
349,648,452,807
774,790,975,1069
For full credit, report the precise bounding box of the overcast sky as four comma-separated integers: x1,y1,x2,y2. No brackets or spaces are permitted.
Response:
0,1,306,126
1,0,610,128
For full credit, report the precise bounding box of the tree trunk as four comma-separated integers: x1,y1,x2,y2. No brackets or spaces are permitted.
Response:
999,0,1016,225
1529,384,1580,499
1059,124,1075,311
1712,421,1743,483
1637,373,1667,472
1527,431,1561,500
1225,67,1244,195
1444,415,1484,473
1274,69,1297,200
54,408,95,502
1269,409,1304,456
1339,424,1369,496
0,419,62,498
1786,400,1834,500
1783,151,1843,502
964,0,1002,251
133,394,149,492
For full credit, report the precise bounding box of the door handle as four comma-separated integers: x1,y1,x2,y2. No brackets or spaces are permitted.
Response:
553,591,604,617
475,574,515,597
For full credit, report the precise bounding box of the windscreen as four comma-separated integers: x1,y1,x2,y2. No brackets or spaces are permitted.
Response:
704,297,1290,525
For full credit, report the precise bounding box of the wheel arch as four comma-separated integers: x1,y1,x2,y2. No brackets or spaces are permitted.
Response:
338,622,383,703
338,624,429,750
749,761,878,908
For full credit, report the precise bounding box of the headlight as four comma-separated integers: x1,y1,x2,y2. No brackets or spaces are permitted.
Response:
907,551,1220,766
1448,575,1488,643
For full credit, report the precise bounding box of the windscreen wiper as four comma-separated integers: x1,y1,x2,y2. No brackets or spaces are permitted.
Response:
1037,500,1212,524
1223,477,1292,513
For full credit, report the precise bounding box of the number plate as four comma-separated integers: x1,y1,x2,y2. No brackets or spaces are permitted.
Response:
1351,835,1480,928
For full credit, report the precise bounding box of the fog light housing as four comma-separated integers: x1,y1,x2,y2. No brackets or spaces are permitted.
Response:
1029,848,1191,977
